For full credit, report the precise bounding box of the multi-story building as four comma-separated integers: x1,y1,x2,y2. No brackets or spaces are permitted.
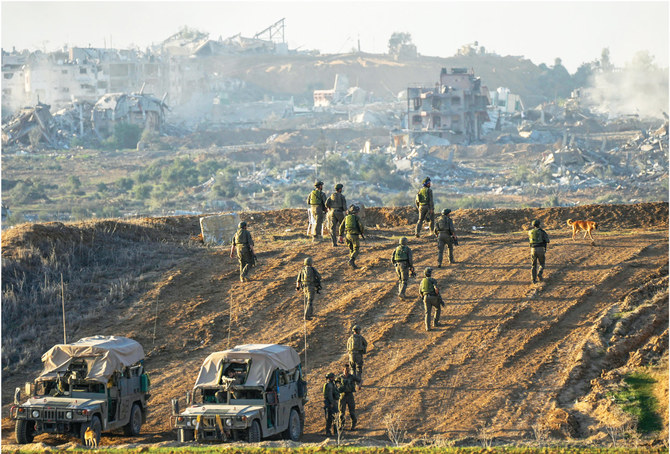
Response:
406,67,490,143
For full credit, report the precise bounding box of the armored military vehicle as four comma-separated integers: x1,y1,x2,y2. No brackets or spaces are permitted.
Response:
10,336,150,445
172,344,307,443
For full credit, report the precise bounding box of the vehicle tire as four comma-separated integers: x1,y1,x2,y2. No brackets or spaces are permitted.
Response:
15,419,34,444
81,416,102,446
178,428,194,442
123,403,142,436
283,408,302,441
247,420,261,443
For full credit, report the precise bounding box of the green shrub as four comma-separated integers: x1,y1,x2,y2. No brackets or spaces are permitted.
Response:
108,123,142,150
115,177,134,193
133,184,153,200
212,168,239,198
455,196,494,209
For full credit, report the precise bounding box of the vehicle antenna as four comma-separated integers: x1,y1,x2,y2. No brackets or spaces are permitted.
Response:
61,273,67,344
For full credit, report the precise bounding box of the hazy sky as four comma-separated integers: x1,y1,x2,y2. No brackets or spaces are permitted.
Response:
1,1,668,73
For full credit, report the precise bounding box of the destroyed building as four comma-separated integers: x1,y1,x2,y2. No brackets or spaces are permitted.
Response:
92,92,167,138
1,102,57,146
313,74,368,108
406,67,490,143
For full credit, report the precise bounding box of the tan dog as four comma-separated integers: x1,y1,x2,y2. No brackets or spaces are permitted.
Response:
567,219,597,241
84,426,98,448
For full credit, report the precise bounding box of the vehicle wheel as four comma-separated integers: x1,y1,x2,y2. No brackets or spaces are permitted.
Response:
15,419,34,444
284,408,302,441
81,416,102,446
247,420,261,443
123,404,142,436
178,428,194,442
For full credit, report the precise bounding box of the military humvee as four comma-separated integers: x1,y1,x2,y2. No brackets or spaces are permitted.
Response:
10,336,150,445
172,344,307,443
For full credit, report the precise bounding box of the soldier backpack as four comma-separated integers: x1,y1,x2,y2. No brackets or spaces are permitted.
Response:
420,277,436,295
234,230,249,245
529,228,544,245
393,245,409,262
309,189,323,206
416,187,429,205
344,214,359,233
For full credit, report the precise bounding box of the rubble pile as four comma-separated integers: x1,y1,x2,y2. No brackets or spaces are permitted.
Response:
1,103,57,147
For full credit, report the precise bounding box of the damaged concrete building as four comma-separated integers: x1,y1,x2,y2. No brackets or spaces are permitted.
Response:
313,74,368,108
406,67,490,143
92,92,167,138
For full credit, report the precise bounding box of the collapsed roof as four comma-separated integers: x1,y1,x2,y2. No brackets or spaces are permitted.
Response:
194,344,300,389
38,336,145,384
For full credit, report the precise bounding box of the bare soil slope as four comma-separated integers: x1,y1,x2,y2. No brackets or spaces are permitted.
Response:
2,203,668,447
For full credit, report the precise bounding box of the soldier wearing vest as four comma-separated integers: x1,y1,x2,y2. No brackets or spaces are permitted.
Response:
336,363,361,431
435,209,458,266
528,219,550,284
338,205,365,269
325,183,347,247
230,221,255,283
296,257,322,320
415,177,435,237
419,267,443,331
392,237,415,298
346,325,368,380
323,372,340,436
307,180,328,242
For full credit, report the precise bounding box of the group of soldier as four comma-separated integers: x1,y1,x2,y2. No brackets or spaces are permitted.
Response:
322,325,367,435
228,176,552,436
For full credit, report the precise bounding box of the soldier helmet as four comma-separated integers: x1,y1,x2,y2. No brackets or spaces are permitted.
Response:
422,177,431,186
304,257,313,265
399,237,408,245
352,325,360,332
238,221,247,229
335,183,344,191
315,180,324,187
442,209,451,216
326,372,335,379
532,219,540,228
349,204,360,213
424,267,433,277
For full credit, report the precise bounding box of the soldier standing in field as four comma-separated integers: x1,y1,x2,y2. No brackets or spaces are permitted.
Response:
346,325,368,380
230,221,255,283
391,237,415,299
322,372,339,437
419,267,444,331
415,177,435,237
296,257,322,320
337,363,361,431
325,183,347,247
434,209,459,267
528,219,550,284
307,180,328,242
338,205,365,269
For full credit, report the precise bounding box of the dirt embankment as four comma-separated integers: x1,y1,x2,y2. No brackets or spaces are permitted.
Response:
1,202,668,448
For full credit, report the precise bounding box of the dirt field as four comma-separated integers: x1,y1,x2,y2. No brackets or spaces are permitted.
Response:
1,202,668,448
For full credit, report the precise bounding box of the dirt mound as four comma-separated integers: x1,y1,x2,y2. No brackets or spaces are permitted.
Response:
1,202,668,448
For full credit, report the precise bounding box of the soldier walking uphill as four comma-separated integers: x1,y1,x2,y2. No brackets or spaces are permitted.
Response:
346,325,368,380
307,180,328,242
339,205,365,269
419,267,444,331
528,219,550,284
434,209,459,266
325,183,347,247
322,372,339,437
391,237,415,299
230,221,255,283
296,257,322,320
415,177,435,237
336,363,361,431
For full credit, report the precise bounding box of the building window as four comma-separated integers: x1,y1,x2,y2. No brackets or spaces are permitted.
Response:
4,72,14,79
2,88,11,95
452,97,461,106
62,87,70,92
80,68,87,74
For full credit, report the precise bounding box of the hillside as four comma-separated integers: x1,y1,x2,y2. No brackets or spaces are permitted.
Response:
1,202,668,448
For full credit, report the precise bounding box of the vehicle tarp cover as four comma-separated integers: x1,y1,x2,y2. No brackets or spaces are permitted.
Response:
194,344,300,389
38,336,144,384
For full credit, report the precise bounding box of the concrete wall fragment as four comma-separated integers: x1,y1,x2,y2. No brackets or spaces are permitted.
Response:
199,213,241,245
